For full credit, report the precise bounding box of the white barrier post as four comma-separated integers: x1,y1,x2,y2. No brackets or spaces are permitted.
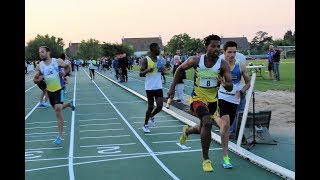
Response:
237,73,256,146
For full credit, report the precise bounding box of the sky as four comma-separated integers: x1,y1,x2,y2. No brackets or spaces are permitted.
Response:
25,0,295,48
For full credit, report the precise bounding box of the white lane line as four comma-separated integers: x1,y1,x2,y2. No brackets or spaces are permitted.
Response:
80,135,130,139
25,102,40,121
26,121,61,125
26,139,56,143
25,131,66,136
25,78,34,83
25,84,37,92
25,148,220,172
76,112,115,116
144,132,181,136
26,126,66,130
152,139,200,144
26,147,63,151
68,70,77,180
76,102,109,106
137,125,184,129
26,133,67,138
133,120,177,123
80,128,124,133
91,71,180,180
129,115,172,119
78,117,117,122
112,100,145,104
80,142,136,148
76,91,99,94
154,148,222,155
79,123,121,127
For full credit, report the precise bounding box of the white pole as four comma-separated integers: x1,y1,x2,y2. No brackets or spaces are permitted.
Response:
237,72,256,146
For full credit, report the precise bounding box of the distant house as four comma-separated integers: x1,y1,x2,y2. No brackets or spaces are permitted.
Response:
68,42,80,56
121,37,164,57
221,37,250,51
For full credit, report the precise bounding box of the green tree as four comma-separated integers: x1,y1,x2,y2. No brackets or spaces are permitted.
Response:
183,38,204,55
77,38,102,59
250,31,273,54
283,30,295,45
100,42,134,57
101,42,120,57
119,43,134,57
165,33,192,54
25,34,65,61
273,38,291,46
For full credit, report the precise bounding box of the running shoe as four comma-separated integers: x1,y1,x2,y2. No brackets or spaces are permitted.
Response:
38,102,45,107
42,102,51,107
142,124,151,133
202,159,214,172
179,125,188,145
52,137,64,145
70,101,75,111
222,155,233,169
150,117,156,126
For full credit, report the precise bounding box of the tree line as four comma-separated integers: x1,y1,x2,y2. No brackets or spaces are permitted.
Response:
25,30,294,61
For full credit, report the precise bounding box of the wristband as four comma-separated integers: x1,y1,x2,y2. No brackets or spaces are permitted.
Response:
239,90,243,96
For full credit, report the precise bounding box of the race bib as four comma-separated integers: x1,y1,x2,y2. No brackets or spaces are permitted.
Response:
199,77,217,87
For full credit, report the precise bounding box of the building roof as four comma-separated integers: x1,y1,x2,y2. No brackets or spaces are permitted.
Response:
221,37,250,51
68,43,80,55
121,37,164,51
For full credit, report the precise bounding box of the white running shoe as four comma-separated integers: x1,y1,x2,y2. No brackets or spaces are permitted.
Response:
142,124,151,133
150,117,156,126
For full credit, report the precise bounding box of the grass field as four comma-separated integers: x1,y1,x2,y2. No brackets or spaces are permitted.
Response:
132,58,295,92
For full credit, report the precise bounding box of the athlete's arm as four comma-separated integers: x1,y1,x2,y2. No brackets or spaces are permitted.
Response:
57,58,70,74
240,62,251,92
139,57,153,77
167,56,199,98
33,64,43,84
218,59,233,92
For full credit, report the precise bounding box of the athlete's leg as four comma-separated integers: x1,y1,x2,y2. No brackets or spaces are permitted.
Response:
145,91,155,125
54,103,64,138
150,90,163,117
192,101,213,160
215,114,230,157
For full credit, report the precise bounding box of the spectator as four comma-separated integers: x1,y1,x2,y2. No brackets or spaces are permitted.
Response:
267,45,275,80
273,48,281,81
172,55,186,102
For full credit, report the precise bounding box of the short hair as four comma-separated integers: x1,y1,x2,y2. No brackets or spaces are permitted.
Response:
149,43,159,51
39,46,51,52
59,53,66,60
203,34,221,46
223,41,237,51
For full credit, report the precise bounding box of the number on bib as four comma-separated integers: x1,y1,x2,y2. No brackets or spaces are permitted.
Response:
199,77,217,87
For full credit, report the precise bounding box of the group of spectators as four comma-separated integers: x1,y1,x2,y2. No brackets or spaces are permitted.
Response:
267,45,281,81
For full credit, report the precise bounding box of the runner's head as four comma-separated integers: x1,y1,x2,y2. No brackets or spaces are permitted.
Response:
39,46,51,61
223,41,237,62
204,34,221,58
150,43,160,56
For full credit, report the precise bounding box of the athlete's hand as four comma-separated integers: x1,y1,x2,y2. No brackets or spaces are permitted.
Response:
34,75,43,84
148,68,154,72
59,71,65,77
216,74,225,86
39,75,44,81
235,91,241,100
